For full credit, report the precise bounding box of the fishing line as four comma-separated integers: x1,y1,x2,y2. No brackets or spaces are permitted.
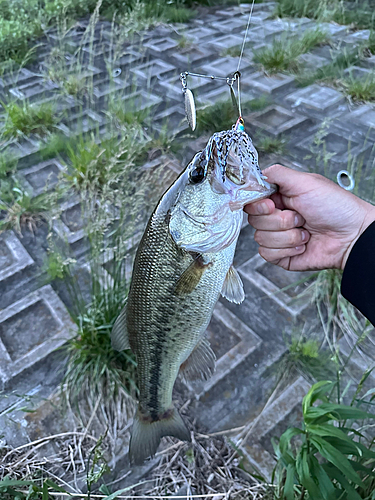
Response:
237,0,256,73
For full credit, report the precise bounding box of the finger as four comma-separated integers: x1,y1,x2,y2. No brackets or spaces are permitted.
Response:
255,227,310,249
244,198,275,216
258,244,306,263
248,208,305,231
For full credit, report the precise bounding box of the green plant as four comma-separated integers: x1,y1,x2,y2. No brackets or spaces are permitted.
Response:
273,380,375,499
1,101,58,138
297,48,360,87
253,28,329,73
342,72,375,102
195,96,270,135
256,135,286,154
0,188,56,234
64,129,147,191
59,245,138,408
275,0,375,31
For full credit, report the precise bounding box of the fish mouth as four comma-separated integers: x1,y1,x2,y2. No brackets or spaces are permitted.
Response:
207,140,277,209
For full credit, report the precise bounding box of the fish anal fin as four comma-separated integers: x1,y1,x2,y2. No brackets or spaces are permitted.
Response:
129,406,190,465
175,256,211,295
111,302,131,352
221,265,245,304
179,336,216,382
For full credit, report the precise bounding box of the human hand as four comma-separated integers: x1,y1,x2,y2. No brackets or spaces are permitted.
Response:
244,164,375,271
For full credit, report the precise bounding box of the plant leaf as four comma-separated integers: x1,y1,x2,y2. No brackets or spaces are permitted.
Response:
284,463,296,500
310,435,364,487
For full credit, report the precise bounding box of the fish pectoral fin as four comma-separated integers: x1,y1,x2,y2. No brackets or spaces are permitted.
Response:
179,336,216,382
175,256,211,295
111,301,131,352
221,265,245,304
129,406,191,465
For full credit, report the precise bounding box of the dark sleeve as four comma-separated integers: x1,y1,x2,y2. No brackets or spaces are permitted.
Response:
341,220,375,326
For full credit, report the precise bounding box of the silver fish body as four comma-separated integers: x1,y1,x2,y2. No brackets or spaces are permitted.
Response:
111,126,276,464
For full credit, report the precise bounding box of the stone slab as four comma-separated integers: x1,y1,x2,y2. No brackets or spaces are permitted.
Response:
285,84,345,114
17,159,65,197
246,104,309,136
131,59,177,82
238,254,313,317
183,301,262,398
241,376,310,480
0,231,34,282
0,285,77,386
347,104,375,130
245,71,295,95
52,198,86,245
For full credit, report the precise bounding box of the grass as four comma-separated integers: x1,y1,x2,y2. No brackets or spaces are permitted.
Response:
296,48,360,87
256,135,286,154
64,128,148,191
1,101,59,138
0,188,57,234
253,27,330,73
342,72,375,102
195,96,270,135
60,252,138,410
273,379,375,499
275,0,375,31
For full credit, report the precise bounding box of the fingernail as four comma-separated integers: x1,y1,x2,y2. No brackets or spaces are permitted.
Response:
295,215,299,227
257,203,266,214
295,245,304,251
301,230,307,242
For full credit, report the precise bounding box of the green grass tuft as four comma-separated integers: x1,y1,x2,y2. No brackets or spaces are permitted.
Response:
342,72,375,102
196,96,270,135
275,0,375,31
1,101,58,138
0,188,57,234
296,48,360,87
256,135,286,154
253,28,329,73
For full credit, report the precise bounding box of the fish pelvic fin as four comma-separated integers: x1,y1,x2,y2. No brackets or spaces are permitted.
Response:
111,300,131,352
221,265,245,304
175,255,212,295
179,336,216,382
129,407,191,465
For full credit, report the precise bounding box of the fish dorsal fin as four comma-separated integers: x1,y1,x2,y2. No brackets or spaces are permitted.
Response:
111,300,131,352
221,265,245,304
179,336,216,382
175,256,211,295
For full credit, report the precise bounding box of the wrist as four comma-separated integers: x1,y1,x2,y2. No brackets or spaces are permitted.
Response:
341,202,375,270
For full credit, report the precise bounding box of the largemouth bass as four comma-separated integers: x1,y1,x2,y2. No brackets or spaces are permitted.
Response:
111,119,276,464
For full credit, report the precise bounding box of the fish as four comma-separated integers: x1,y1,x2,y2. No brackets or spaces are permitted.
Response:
111,118,277,465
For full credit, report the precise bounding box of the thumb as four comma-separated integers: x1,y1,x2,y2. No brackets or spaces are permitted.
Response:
262,164,309,197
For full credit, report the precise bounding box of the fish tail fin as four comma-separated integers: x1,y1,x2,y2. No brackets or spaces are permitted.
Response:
129,406,191,465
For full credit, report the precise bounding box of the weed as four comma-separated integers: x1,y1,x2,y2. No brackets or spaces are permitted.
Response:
196,96,270,135
256,135,286,154
253,28,329,73
221,45,242,57
297,48,360,87
177,35,193,50
273,380,375,499
275,0,375,30
62,255,137,412
162,5,197,23
64,129,147,191
1,101,58,138
38,132,75,161
342,72,375,102
0,187,56,234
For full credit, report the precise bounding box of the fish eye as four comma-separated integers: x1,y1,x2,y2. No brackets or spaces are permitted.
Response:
189,165,206,184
